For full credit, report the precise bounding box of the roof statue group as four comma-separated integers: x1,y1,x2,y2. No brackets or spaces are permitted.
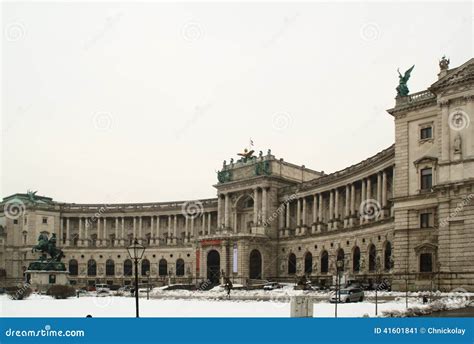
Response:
396,56,450,97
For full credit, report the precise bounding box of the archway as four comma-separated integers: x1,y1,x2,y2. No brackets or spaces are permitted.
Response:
207,250,220,284
304,252,313,274
249,249,262,279
288,253,297,274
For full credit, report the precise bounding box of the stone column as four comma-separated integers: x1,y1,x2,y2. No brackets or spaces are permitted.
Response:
312,194,317,232
133,217,136,239
350,183,355,227
367,177,372,201
224,193,230,228
184,216,188,242
334,188,339,228
173,215,177,243
66,218,70,246
361,179,366,224
202,213,206,235
344,185,350,228
208,213,211,234
217,194,222,227
318,194,323,231
328,191,334,229
121,217,125,245
138,216,143,243
84,219,89,247
150,216,154,240
279,204,285,229
302,197,307,227
377,172,382,206
262,187,268,223
103,218,107,244
115,217,119,245
191,217,195,238
167,216,171,243
285,202,290,228
296,198,301,227
97,218,101,245
157,216,161,242
78,217,83,240
253,188,259,225
382,170,388,218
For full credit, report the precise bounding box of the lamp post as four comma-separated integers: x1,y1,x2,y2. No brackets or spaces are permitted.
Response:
375,256,381,316
146,270,150,300
127,239,145,318
335,259,344,318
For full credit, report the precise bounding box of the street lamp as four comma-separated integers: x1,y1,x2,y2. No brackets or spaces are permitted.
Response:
335,259,344,318
127,239,145,318
375,256,381,316
146,270,150,300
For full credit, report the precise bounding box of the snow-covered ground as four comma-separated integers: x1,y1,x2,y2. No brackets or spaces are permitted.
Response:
0,292,470,318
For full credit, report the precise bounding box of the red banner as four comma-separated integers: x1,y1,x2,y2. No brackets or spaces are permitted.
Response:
196,249,200,274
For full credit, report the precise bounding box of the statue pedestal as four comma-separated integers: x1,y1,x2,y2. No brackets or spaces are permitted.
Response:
26,270,70,293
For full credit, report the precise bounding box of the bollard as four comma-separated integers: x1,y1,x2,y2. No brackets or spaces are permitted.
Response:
290,296,313,318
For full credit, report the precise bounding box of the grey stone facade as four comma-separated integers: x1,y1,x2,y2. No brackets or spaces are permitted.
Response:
1,58,473,291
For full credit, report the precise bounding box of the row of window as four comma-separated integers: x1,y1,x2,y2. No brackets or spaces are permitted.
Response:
287,243,393,275
68,258,185,277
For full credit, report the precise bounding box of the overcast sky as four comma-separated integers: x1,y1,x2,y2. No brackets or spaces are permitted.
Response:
1,1,472,204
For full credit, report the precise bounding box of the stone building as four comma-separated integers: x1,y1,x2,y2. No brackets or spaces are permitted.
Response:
1,57,473,291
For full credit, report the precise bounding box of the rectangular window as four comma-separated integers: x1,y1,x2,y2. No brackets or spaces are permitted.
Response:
13,219,18,224
420,213,432,228
42,217,48,224
420,168,433,190
420,253,433,272
420,126,432,140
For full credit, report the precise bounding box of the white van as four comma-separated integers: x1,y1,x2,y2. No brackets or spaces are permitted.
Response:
95,284,111,293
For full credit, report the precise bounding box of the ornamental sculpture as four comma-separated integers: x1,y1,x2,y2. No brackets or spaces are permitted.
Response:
29,233,66,271
396,65,415,97
439,55,450,71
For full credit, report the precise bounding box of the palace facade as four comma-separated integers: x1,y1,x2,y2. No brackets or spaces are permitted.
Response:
1,57,473,291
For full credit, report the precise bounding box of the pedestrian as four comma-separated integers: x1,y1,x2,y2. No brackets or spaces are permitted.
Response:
225,277,233,298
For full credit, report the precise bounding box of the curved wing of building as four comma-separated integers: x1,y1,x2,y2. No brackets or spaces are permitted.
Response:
1,57,473,291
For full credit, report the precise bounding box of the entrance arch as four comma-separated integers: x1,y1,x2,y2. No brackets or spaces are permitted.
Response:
249,249,262,279
207,250,220,284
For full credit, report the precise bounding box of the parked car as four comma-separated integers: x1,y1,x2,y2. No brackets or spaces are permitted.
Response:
263,282,282,290
329,288,364,303
95,284,111,294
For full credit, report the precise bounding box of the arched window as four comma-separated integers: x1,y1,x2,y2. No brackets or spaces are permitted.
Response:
321,251,328,273
159,259,168,276
141,259,150,276
420,253,433,272
249,249,262,279
368,244,377,272
176,259,185,276
384,242,392,271
68,259,78,276
304,252,313,274
288,253,297,274
87,259,97,276
336,249,345,271
124,259,133,276
353,247,361,272
106,259,115,276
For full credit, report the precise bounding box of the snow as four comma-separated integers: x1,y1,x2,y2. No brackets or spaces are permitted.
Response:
0,292,469,318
